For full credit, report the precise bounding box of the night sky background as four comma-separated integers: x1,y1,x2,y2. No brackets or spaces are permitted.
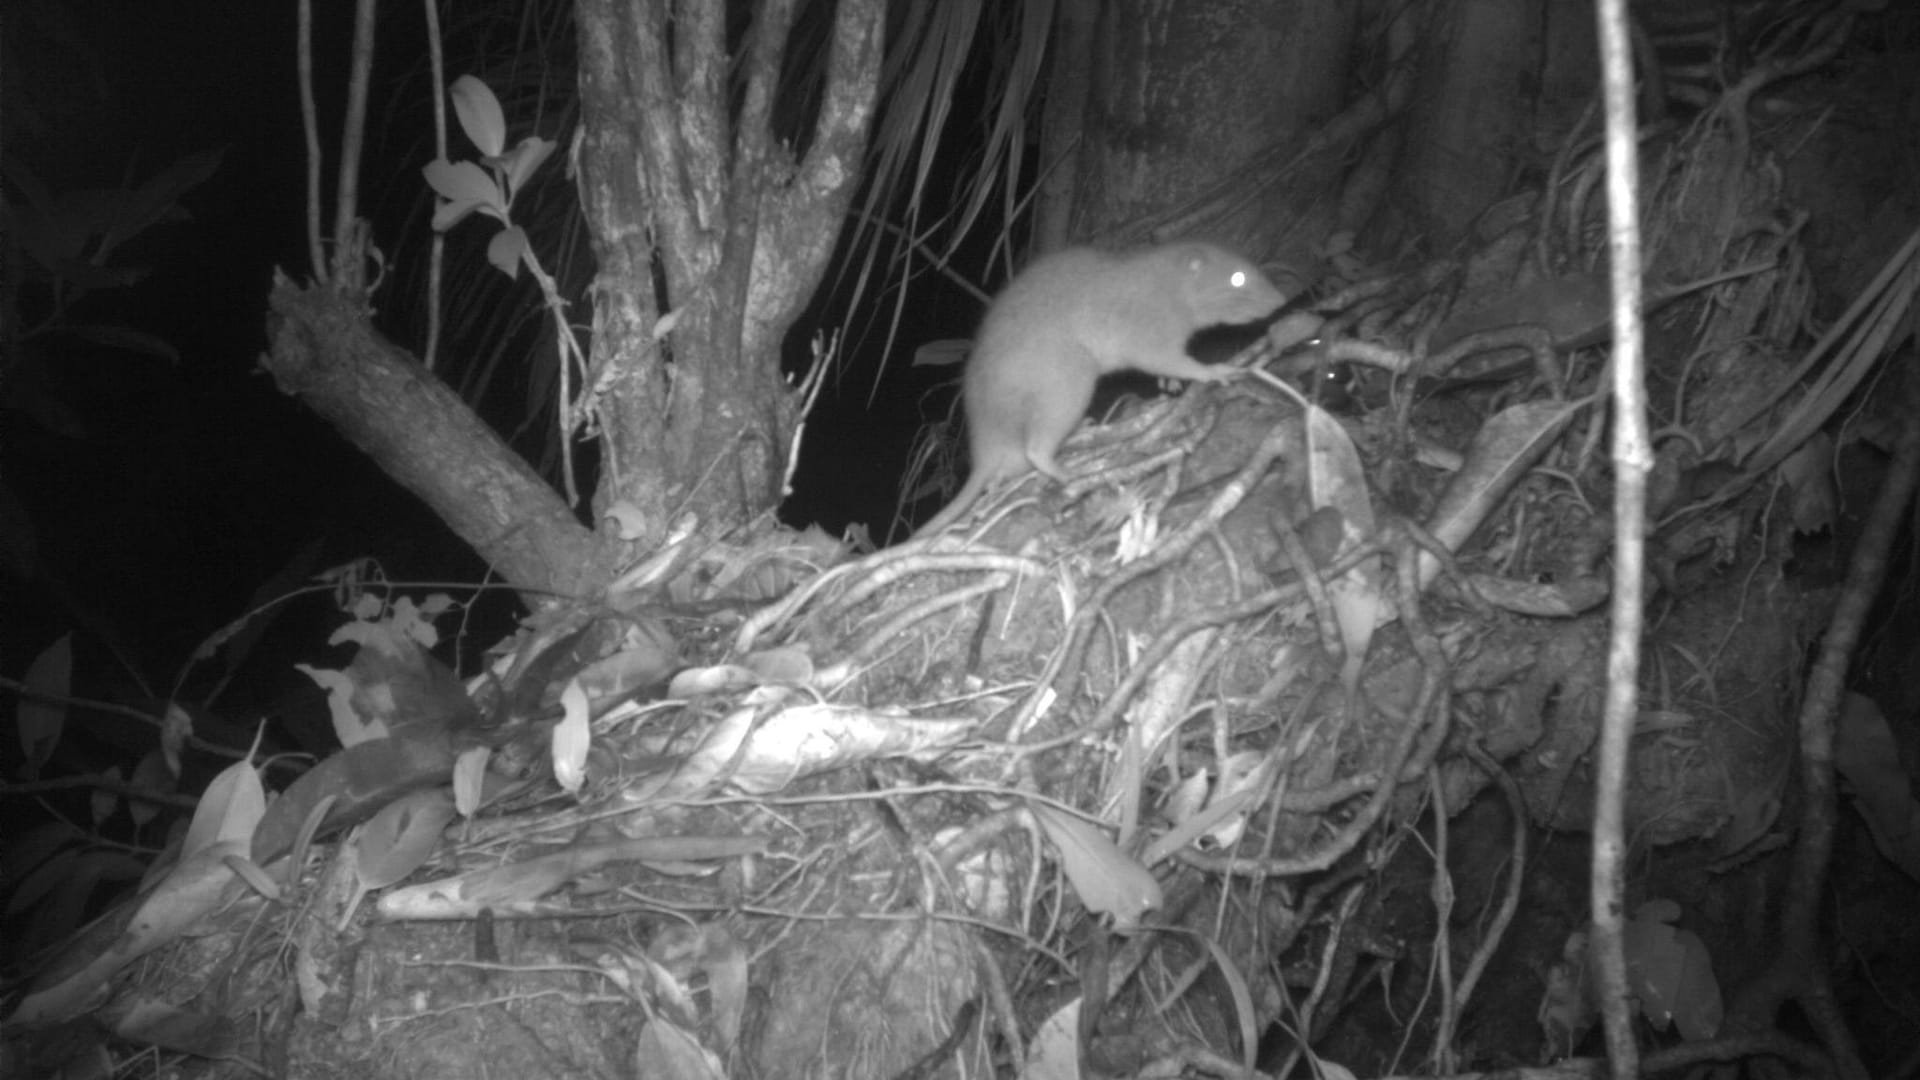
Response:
3,2,967,737
9,3,343,714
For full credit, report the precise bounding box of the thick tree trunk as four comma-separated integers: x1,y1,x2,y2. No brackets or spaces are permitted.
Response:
1040,0,1360,281
1399,0,1544,244
1038,0,1591,273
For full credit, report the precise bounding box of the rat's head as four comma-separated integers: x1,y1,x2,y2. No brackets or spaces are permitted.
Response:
1170,243,1287,327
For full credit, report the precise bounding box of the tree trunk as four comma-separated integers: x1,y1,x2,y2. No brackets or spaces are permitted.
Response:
573,0,882,538
1399,0,1544,245
1039,0,1362,282
1036,0,1585,275
262,0,883,599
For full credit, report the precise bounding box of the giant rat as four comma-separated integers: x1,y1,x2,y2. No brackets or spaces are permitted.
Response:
915,242,1286,538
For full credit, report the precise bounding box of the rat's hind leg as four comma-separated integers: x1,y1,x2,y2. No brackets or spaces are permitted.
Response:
1018,364,1098,483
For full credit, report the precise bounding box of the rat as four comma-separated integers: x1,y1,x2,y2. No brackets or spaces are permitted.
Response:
914,242,1286,538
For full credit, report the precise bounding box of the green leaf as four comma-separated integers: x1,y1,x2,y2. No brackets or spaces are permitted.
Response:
1029,802,1161,931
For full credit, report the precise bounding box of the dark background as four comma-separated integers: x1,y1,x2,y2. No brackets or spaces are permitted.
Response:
3,1,977,723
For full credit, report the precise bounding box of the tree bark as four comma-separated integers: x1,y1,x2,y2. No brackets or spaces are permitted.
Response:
262,0,883,600
262,280,616,599
574,0,883,536
1399,0,1544,245
1040,0,1358,278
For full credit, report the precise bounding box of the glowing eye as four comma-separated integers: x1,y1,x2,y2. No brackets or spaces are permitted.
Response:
1230,271,1247,288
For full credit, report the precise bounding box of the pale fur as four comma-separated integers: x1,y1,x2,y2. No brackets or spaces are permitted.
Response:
915,242,1285,538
